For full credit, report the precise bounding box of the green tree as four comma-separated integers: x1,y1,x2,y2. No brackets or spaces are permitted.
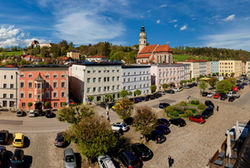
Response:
120,90,128,98
134,89,141,96
57,106,76,123
225,77,236,86
112,98,133,119
44,101,51,109
150,85,156,93
66,116,117,163
28,102,33,109
133,107,157,136
231,73,235,77
216,80,233,94
208,76,218,88
199,81,208,92
88,96,94,102
105,94,113,103
180,80,186,86
162,83,168,90
128,91,132,96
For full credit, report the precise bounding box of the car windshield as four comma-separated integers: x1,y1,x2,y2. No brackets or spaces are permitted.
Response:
15,139,22,142
65,155,75,162
0,133,5,137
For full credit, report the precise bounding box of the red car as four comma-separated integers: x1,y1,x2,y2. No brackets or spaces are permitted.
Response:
232,86,238,92
189,115,206,124
213,93,220,99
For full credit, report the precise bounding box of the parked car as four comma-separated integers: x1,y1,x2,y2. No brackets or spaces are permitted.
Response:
237,84,244,90
202,92,208,97
98,154,116,168
35,109,45,116
157,118,170,127
55,132,69,147
16,111,24,117
111,122,129,132
118,151,142,168
13,133,24,148
154,92,162,98
220,94,228,101
201,107,214,119
227,91,240,98
232,86,238,92
149,94,155,100
164,90,175,94
145,95,150,101
243,80,249,85
145,130,166,144
242,82,248,86
159,103,170,109
0,130,9,145
45,110,55,118
228,96,235,102
169,118,186,127
64,148,77,168
189,115,206,124
29,110,36,117
155,125,171,135
172,87,182,92
213,93,220,99
130,143,153,161
205,100,214,109
183,85,190,89
0,146,7,167
134,97,142,103
10,149,25,168
207,93,213,98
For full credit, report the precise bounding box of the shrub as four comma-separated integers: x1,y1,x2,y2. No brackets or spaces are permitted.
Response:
184,110,193,117
190,100,200,105
166,106,175,116
179,101,187,106
168,110,180,119
197,104,206,110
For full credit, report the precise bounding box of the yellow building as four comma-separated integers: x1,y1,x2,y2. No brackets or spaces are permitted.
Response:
246,61,250,77
219,60,242,77
67,51,80,60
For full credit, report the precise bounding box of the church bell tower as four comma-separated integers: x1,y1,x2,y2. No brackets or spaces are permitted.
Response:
139,25,147,52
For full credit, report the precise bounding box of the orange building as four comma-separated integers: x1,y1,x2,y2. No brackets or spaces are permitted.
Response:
18,65,68,110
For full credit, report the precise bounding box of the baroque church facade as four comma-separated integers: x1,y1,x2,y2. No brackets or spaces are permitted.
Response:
136,26,173,64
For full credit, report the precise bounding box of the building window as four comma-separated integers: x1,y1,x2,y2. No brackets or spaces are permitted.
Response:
22,103,26,107
53,82,57,88
45,74,50,79
3,94,7,98
134,85,136,89
112,85,115,90
53,74,58,78
93,87,96,92
28,74,32,78
104,87,106,91
117,85,120,90
112,77,115,81
53,92,57,98
61,82,65,88
98,87,101,92
93,78,96,82
87,78,90,83
107,70,109,73
134,77,136,82
20,74,24,78
20,93,24,98
104,77,106,82
61,74,65,78
3,83,7,88
107,86,110,91
45,92,50,98
20,82,24,88
61,92,65,97
93,70,96,73
11,75,13,79
117,76,119,81
29,93,32,98
28,82,33,88
98,77,101,82
46,82,50,88
117,70,119,72
37,83,41,89
87,88,90,93
98,70,101,73
107,77,110,82
87,71,90,73
4,75,6,79
54,102,58,107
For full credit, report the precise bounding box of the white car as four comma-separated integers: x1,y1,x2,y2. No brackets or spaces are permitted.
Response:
29,110,36,117
225,123,249,139
111,122,129,132
172,88,180,92
98,155,116,168
207,93,213,98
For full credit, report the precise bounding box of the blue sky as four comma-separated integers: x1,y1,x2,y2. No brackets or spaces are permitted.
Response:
0,0,250,51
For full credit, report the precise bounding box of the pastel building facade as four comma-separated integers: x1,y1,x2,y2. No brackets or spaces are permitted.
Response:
122,65,151,95
246,61,250,77
70,62,122,104
178,60,207,78
150,64,185,90
0,68,19,109
219,60,242,77
210,61,219,75
18,65,68,110
67,51,80,60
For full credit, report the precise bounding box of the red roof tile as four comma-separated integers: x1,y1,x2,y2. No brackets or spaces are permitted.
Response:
154,44,172,52
139,45,158,54
88,55,107,58
136,54,151,58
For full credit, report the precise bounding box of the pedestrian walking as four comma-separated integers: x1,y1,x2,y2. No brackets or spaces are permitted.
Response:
217,105,219,111
168,155,174,168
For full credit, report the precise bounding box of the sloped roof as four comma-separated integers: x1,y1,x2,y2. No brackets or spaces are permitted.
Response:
88,55,107,58
139,44,158,54
136,54,151,58
35,73,44,81
154,44,172,52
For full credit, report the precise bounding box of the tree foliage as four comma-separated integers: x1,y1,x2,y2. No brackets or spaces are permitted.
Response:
216,80,233,94
199,81,208,92
120,90,128,98
208,76,218,88
134,89,141,96
150,85,156,93
162,83,168,90
112,98,134,119
133,107,157,136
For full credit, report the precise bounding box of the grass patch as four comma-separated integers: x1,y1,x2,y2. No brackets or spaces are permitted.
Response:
0,51,23,56
173,54,210,62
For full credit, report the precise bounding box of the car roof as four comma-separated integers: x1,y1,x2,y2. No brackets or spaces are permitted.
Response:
120,151,136,161
64,148,74,156
15,133,23,139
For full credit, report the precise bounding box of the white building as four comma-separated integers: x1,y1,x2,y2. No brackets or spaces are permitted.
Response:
86,55,109,62
70,62,122,104
246,61,250,77
122,65,151,96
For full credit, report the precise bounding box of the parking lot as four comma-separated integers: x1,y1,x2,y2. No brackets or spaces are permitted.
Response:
1,85,250,168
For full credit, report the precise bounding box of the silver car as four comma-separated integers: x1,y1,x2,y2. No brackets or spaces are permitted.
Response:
98,155,116,168
64,148,77,168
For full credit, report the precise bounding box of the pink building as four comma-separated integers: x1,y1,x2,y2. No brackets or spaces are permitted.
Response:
150,64,185,90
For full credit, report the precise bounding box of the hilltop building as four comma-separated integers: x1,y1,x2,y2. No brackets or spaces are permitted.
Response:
67,51,80,60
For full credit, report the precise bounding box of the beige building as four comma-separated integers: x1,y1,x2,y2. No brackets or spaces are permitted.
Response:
70,62,122,104
219,60,242,77
178,60,207,78
67,51,80,60
246,61,250,77
0,67,19,109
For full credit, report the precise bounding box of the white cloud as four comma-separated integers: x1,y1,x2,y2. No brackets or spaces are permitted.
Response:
156,20,161,24
170,19,178,23
223,14,235,21
180,25,187,31
201,30,250,51
0,25,45,47
174,24,178,28
160,4,168,8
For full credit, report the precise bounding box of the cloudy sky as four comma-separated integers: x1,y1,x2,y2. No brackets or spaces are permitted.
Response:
0,0,250,50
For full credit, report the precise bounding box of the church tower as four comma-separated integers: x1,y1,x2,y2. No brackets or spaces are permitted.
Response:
139,25,147,52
